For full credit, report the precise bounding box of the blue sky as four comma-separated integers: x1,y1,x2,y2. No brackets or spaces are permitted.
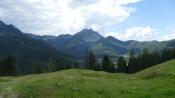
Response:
110,0,175,32
0,0,174,41
107,0,175,40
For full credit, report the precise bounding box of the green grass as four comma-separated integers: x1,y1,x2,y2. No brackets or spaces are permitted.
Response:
0,59,175,98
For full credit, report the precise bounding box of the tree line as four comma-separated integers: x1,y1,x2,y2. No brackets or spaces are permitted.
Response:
126,48,175,73
0,55,17,76
0,48,174,76
84,48,175,73
0,55,79,76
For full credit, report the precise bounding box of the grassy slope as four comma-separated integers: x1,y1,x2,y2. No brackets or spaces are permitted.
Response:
0,60,175,98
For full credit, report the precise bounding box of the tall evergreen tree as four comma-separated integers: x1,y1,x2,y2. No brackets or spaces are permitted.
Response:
128,50,137,73
0,60,2,76
151,51,161,66
102,55,112,72
88,51,97,70
84,49,99,70
117,56,128,73
84,49,90,68
141,49,151,68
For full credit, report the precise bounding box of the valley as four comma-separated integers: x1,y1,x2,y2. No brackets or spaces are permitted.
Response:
0,0,174,98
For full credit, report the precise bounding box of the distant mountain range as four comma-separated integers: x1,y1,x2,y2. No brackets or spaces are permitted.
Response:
1,20,175,61
28,29,175,59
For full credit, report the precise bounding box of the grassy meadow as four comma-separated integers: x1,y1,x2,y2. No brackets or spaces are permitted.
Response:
0,59,175,98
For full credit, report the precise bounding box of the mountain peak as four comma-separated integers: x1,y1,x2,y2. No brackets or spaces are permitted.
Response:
106,36,124,42
57,34,72,40
77,29,99,35
0,20,7,28
73,29,103,42
106,36,117,40
0,20,22,35
0,20,5,25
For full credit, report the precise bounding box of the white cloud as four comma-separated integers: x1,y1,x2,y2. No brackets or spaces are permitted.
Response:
0,0,141,35
106,26,158,41
160,34,175,41
159,27,175,41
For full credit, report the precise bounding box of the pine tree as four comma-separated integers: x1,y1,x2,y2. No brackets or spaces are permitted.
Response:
88,51,97,70
84,49,90,68
128,50,137,73
102,55,112,72
84,49,99,70
151,51,161,66
117,56,128,73
0,60,2,76
142,49,151,68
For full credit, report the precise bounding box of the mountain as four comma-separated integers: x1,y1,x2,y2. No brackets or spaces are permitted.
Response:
166,39,175,47
36,29,127,58
0,20,73,74
31,29,171,59
28,29,105,58
71,29,103,43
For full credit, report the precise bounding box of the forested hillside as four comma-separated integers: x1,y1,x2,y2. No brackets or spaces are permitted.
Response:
0,21,74,74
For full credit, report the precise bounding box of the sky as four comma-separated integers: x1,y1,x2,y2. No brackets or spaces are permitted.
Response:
0,0,175,41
